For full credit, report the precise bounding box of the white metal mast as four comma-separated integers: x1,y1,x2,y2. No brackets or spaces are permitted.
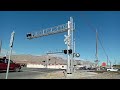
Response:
70,17,74,73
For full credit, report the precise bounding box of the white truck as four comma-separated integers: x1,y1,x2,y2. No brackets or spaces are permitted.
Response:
107,67,118,71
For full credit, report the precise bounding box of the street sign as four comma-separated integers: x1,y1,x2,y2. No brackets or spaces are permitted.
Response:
6,31,15,79
9,31,15,47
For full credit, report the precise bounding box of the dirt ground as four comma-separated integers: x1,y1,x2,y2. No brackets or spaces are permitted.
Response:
38,70,120,79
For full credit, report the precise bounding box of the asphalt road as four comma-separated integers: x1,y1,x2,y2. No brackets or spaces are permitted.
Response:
0,67,63,79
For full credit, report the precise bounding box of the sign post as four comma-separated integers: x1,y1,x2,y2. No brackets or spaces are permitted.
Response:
5,31,15,79
0,40,2,54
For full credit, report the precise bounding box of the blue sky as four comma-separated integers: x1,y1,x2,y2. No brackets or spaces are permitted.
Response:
0,11,120,65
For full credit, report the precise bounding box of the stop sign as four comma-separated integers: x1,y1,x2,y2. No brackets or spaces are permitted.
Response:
102,62,106,66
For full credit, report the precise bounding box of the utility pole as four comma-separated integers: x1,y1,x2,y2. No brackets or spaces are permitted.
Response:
95,29,98,69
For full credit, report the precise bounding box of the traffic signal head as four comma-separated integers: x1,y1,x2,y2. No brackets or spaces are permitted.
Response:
63,49,72,54
26,33,32,37
68,49,72,54
63,49,67,54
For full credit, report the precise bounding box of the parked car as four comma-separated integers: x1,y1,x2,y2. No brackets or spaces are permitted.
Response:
0,58,21,72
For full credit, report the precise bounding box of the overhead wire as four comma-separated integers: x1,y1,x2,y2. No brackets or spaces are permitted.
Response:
79,13,110,64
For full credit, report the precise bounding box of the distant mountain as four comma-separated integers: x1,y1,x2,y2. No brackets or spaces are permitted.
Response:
1,54,67,64
0,54,95,66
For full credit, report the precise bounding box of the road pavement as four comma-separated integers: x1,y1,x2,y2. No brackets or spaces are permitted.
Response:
1,68,120,79
0,67,63,79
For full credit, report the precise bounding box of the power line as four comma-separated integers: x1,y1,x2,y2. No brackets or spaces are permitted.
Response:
80,13,96,32
80,14,110,64
97,35,107,57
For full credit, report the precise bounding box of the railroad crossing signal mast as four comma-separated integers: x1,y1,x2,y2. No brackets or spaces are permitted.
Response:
26,17,75,74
